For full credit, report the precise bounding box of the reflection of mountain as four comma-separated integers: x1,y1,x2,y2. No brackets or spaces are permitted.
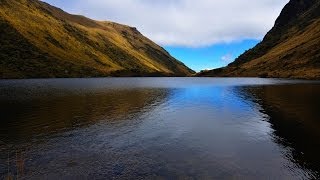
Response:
236,84,320,178
0,89,169,143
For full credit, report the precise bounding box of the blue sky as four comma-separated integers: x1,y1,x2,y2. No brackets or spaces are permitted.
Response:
43,0,288,71
165,40,259,72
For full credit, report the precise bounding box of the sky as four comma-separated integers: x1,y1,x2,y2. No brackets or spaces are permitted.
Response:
43,0,289,72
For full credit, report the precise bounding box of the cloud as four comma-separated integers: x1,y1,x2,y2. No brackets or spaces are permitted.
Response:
44,0,289,47
221,53,234,65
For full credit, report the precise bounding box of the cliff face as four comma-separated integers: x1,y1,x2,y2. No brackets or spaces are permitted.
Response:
0,0,194,78
199,0,320,79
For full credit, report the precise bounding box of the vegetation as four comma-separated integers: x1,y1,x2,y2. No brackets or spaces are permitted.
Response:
0,0,194,78
198,0,320,79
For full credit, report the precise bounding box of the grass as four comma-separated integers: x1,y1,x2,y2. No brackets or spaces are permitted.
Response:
199,0,320,79
0,0,194,78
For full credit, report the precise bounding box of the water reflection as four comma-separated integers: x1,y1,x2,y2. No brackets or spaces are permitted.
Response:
0,89,170,143
0,78,320,179
236,84,320,178
0,85,172,179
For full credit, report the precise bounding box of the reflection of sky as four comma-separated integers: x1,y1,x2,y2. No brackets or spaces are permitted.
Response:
155,86,272,142
2,78,317,179
131,85,289,178
166,86,255,113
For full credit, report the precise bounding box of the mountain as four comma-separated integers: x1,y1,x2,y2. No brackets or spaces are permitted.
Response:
198,0,320,79
0,0,194,78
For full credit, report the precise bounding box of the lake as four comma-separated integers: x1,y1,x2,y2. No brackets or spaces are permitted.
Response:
1,78,320,179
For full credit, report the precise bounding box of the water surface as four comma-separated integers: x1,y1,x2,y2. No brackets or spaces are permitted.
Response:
1,78,320,179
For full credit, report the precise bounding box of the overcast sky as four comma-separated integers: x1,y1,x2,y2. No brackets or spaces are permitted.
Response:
43,0,289,70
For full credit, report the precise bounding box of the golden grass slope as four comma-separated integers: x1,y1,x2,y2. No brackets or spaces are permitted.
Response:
0,0,194,78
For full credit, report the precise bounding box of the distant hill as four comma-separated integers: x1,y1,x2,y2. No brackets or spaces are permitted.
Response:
198,0,320,79
0,0,194,78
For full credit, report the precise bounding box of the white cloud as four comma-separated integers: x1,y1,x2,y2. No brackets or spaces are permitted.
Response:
221,53,234,65
44,0,289,47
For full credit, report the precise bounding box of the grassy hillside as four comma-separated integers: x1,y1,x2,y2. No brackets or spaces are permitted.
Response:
0,0,194,78
198,0,320,79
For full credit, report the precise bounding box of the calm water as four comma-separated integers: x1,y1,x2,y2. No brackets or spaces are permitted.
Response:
1,78,320,179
